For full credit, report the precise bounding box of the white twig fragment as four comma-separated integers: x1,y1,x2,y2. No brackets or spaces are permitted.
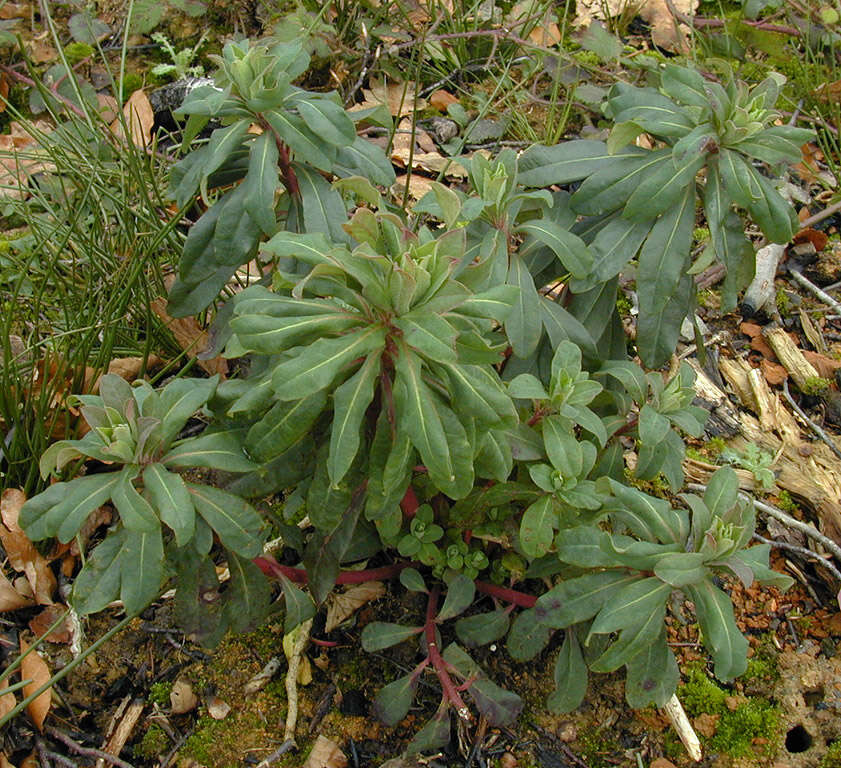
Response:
663,693,702,761
742,243,786,317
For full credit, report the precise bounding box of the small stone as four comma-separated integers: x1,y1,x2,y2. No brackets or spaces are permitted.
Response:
499,752,517,768
206,694,231,720
557,721,577,742
650,759,677,768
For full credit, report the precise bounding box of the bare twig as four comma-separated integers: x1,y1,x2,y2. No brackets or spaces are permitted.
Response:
37,740,78,768
753,533,841,581
800,200,841,229
45,727,136,768
283,618,313,744
787,267,841,317
255,740,296,768
664,0,799,34
781,380,841,461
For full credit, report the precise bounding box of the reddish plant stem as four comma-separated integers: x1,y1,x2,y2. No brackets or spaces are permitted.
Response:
400,485,419,518
277,142,300,199
0,63,87,119
253,557,409,585
425,586,472,721
527,407,548,427
614,414,639,437
474,580,537,608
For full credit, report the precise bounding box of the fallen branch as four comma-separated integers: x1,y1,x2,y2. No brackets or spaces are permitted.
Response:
753,533,841,582
787,267,841,318
782,380,841,462
283,618,313,744
45,727,136,768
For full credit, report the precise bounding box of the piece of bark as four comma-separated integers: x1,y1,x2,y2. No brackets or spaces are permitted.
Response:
762,326,821,391
95,698,144,768
685,359,741,439
742,243,786,318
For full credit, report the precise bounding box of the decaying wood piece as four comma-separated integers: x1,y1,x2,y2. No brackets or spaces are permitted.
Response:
711,355,841,546
685,358,741,438
663,694,702,761
95,697,144,768
742,243,786,317
762,326,821,391
283,618,313,744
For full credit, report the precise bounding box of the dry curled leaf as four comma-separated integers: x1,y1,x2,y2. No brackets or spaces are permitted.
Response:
28,605,72,644
19,638,51,731
0,490,56,605
352,79,426,118
303,735,347,768
150,298,228,377
574,0,697,51
325,582,385,633
0,570,34,612
111,89,154,148
0,678,16,721
170,679,198,714
428,89,458,112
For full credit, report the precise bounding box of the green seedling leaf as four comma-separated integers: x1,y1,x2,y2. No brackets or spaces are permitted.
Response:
507,608,553,661
373,673,418,727
293,96,356,147
547,628,587,713
361,622,423,651
231,310,363,354
400,568,428,593
406,705,451,756
455,609,510,647
704,466,740,519
436,574,475,622
589,600,666,672
519,495,556,559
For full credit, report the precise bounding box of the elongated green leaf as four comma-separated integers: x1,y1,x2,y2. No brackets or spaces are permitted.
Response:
328,351,381,486
406,706,451,755
56,473,122,544
660,65,709,108
718,148,763,208
607,481,688,545
163,430,257,472
637,272,693,368
175,121,250,207
653,551,708,586
373,673,418,727
507,608,553,661
624,629,679,708
143,463,195,547
687,579,748,681
556,526,614,567
571,150,669,216
242,131,279,235
394,313,458,363
623,150,705,222
145,377,218,457
607,83,694,137
457,285,519,322
72,529,127,615
732,125,813,166
224,550,271,633
232,311,363,355
187,483,265,557
334,135,397,187
294,96,356,147
536,571,640,628
271,326,386,400
517,140,611,187
361,622,423,651
455,609,510,647
20,482,73,541
112,467,159,533
589,577,671,635
278,573,316,634
210,180,262,269
589,601,666,672
443,363,517,429
293,163,351,244
246,391,327,463
120,526,164,615
589,216,652,283
747,170,798,244
704,466,740,519
505,253,542,358
517,219,592,280
547,629,587,713
259,230,335,265
264,109,334,172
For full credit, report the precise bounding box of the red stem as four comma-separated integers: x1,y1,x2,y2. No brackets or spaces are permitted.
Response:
425,586,472,721
401,485,419,518
253,556,408,585
474,580,537,608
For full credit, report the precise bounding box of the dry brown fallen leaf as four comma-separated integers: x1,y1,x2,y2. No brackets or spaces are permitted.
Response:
0,678,12,720
0,2,29,20
170,679,198,714
303,735,347,768
325,581,385,633
351,79,427,118
150,298,228,377
0,752,15,768
28,605,72,644
391,174,435,203
19,638,51,732
0,490,55,606
428,89,458,112
574,0,697,52
111,89,154,148
803,350,841,380
0,133,55,201
0,570,34,612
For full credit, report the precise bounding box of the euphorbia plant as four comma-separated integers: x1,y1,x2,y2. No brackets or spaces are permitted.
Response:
20,51,808,752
